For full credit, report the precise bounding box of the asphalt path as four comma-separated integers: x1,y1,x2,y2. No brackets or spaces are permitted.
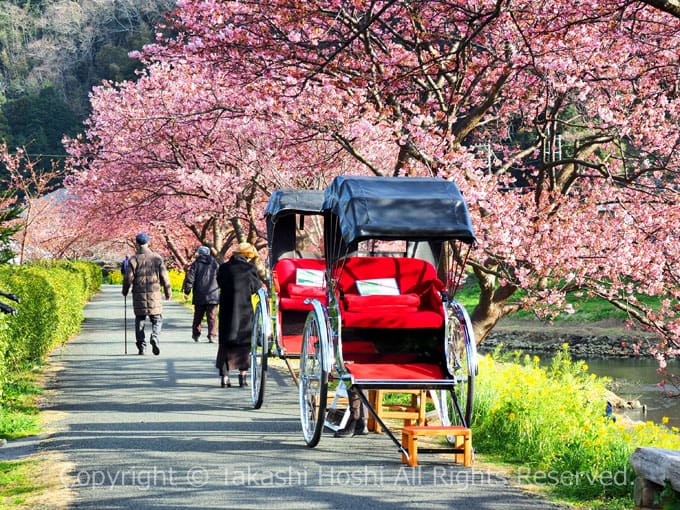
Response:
33,285,567,509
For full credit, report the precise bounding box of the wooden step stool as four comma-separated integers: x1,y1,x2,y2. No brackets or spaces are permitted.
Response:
401,425,472,467
367,389,427,432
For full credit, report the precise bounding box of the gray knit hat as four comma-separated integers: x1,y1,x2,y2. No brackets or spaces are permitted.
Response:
197,246,210,256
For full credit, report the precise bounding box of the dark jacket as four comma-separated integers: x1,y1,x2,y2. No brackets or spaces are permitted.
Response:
122,245,172,316
182,254,219,305
217,253,261,345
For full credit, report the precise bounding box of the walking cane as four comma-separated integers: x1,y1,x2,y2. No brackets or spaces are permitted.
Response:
124,294,128,355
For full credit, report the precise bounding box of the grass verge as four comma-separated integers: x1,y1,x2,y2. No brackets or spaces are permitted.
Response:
0,366,74,509
0,458,42,506
0,370,42,440
0,454,73,509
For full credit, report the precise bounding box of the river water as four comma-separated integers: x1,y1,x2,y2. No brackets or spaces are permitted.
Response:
579,357,680,430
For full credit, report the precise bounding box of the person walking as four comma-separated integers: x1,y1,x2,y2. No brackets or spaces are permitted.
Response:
120,255,130,276
215,242,261,388
182,246,219,343
122,233,172,355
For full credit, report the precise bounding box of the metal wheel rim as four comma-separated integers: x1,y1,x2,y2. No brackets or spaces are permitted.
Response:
299,310,327,446
445,302,476,428
250,303,268,408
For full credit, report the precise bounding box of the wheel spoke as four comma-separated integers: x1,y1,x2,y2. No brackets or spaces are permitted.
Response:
444,301,476,428
299,306,328,447
250,300,268,409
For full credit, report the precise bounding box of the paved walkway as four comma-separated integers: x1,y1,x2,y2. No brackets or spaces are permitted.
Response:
24,285,567,509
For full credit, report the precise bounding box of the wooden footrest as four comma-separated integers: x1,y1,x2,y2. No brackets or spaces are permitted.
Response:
368,389,427,432
401,425,472,467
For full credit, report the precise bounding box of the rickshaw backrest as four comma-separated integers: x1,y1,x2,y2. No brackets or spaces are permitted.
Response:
334,257,445,329
273,258,327,311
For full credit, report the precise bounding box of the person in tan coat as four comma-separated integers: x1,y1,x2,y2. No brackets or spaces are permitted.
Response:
122,233,172,355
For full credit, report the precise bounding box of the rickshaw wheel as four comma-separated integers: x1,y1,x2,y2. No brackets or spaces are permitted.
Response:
299,305,328,447
441,301,478,433
250,299,268,409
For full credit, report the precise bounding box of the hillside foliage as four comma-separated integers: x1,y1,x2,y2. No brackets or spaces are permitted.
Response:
0,0,173,168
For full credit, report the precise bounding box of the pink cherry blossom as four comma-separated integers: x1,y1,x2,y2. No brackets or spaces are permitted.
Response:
61,1,680,372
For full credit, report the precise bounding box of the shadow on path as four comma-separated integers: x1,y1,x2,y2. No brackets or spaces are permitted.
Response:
14,285,569,509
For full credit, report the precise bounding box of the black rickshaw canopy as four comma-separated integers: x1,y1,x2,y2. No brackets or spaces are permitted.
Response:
321,176,476,246
264,189,325,267
264,189,325,222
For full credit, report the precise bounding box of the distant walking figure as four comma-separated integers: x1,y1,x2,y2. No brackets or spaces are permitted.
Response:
122,233,172,355
215,242,261,388
120,255,129,276
182,246,219,343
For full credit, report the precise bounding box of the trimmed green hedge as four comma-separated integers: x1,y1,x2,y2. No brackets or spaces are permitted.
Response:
0,261,102,389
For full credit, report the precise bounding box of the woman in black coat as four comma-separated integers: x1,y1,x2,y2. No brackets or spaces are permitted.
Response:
215,242,262,388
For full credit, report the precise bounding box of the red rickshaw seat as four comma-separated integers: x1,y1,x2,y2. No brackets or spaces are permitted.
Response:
274,258,327,311
335,257,445,329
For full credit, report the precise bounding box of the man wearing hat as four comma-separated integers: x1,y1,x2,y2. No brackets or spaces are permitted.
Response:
182,246,219,343
122,233,172,355
215,242,262,387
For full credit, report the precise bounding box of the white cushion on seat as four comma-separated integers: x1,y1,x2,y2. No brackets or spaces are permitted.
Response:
356,278,400,296
296,268,324,287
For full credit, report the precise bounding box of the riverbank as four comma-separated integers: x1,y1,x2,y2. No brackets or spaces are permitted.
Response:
483,317,658,358
483,317,680,425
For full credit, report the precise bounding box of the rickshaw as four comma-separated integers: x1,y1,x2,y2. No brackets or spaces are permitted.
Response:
250,189,326,408
298,175,478,456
